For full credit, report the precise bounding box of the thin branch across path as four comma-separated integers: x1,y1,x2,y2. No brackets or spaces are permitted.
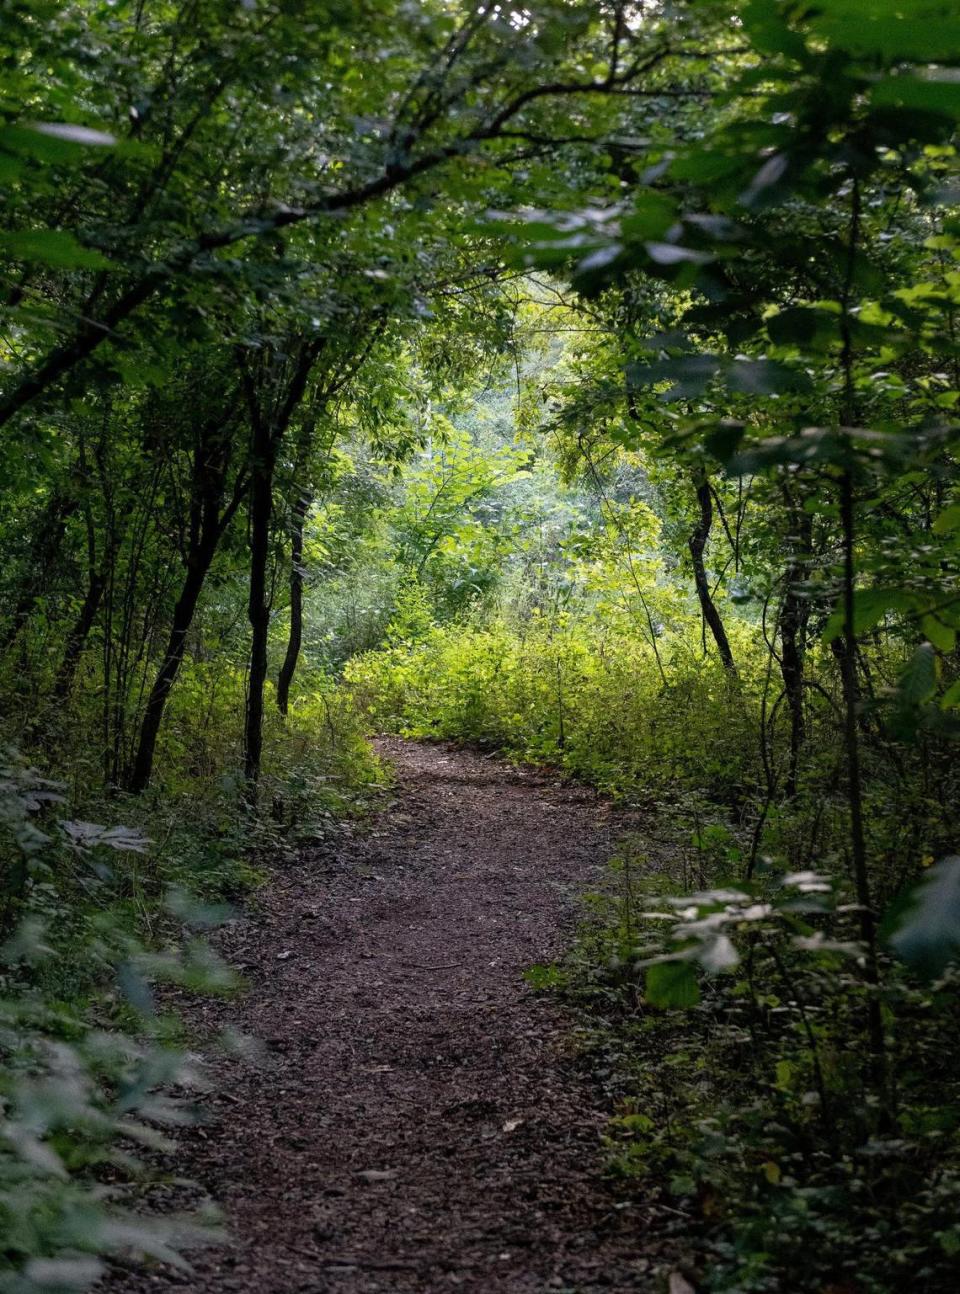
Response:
111,740,677,1293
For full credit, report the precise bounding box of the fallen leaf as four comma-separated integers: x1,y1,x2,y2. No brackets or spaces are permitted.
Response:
503,1118,524,1133
669,1275,697,1294
356,1169,396,1183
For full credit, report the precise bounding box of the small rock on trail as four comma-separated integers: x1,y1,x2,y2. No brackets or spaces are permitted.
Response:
111,739,669,1292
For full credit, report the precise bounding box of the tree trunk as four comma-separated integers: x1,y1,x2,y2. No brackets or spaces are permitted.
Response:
277,488,310,716
125,405,245,793
244,422,275,790
239,339,322,798
126,551,214,793
53,573,105,700
839,468,887,1099
779,587,806,799
779,493,813,797
688,471,737,674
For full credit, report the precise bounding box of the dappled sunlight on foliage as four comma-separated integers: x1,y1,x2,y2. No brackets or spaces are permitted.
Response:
348,614,763,800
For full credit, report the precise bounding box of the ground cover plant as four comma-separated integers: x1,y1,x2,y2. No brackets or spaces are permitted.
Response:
1,1,959,1290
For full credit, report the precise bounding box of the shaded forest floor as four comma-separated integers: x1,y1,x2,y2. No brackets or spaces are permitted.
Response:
111,739,679,1293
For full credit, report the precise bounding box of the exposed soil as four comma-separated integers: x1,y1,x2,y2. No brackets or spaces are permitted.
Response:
111,739,674,1293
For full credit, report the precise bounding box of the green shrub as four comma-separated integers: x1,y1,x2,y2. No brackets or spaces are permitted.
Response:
346,612,764,802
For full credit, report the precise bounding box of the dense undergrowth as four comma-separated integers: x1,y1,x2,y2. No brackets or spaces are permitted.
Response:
348,615,763,800
0,682,379,1291
557,846,960,1294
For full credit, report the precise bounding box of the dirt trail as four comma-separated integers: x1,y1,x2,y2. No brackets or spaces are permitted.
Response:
114,739,667,1293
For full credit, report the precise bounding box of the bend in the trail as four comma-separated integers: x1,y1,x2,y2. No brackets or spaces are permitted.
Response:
113,739,675,1293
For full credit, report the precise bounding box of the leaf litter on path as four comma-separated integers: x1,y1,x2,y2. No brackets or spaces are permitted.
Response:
109,739,681,1293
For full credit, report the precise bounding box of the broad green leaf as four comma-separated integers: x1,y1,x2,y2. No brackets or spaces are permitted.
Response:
940,678,960,710
898,642,939,705
821,587,914,643
922,615,956,653
0,230,113,270
870,75,960,120
621,191,678,241
646,959,700,1008
725,357,810,395
670,150,745,184
809,15,960,61
0,122,114,164
628,355,720,400
932,503,960,535
767,306,838,349
741,0,808,61
888,855,960,977
703,420,747,464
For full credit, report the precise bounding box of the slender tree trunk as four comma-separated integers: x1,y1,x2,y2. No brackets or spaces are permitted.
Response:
688,470,737,674
239,339,322,797
126,550,214,793
125,405,245,793
836,173,887,1110
779,590,806,799
53,573,106,700
839,469,887,1096
779,494,813,798
277,487,310,716
244,424,275,789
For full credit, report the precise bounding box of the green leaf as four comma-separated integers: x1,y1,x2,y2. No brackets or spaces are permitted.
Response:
940,678,960,711
932,503,960,535
921,615,956,654
767,306,839,349
627,355,720,400
774,1059,793,1091
703,420,747,464
524,962,565,990
669,150,745,184
821,587,914,643
0,229,113,270
898,642,939,705
888,855,960,977
741,0,808,61
810,15,960,61
621,191,678,241
725,357,810,395
0,122,115,164
646,959,700,1009
870,75,960,120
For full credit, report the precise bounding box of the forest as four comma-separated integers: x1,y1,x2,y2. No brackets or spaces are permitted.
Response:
1,1,959,1291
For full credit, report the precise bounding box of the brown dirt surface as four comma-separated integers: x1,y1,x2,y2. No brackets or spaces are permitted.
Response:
110,739,674,1293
